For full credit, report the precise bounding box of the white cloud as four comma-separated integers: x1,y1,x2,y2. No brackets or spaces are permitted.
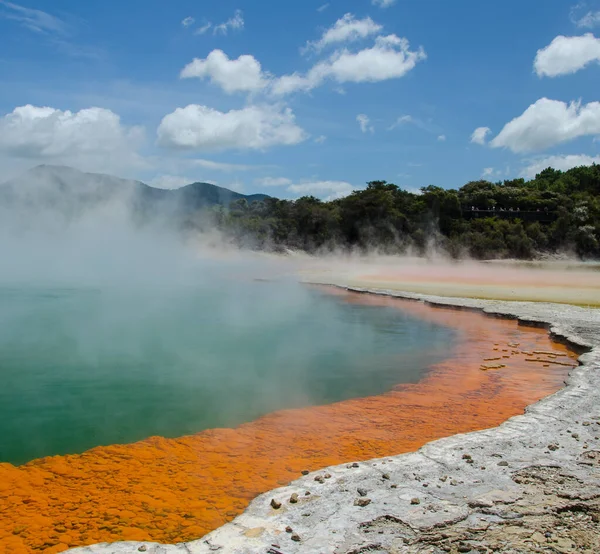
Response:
314,135,327,143
0,105,145,175
534,34,600,77
437,134,446,141
482,167,494,177
304,13,382,53
181,16,195,28
272,34,425,95
490,98,600,153
317,3,329,12
190,159,257,172
372,0,397,7
570,3,600,28
288,180,357,200
195,22,212,35
389,114,413,129
470,126,491,145
521,153,600,179
577,11,600,27
389,114,441,135
213,9,244,35
0,0,66,35
255,176,292,187
357,114,374,133
157,104,307,152
149,175,194,189
180,50,269,94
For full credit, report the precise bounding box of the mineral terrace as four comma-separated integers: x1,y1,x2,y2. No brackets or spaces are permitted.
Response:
69,289,600,554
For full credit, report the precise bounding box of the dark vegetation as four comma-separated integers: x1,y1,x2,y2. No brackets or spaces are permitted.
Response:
1,164,599,260
214,165,600,260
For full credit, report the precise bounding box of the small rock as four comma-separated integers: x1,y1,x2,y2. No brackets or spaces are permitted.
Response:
285,526,293,533
305,491,311,496
439,475,448,482
572,433,580,439
314,475,325,483
382,473,390,480
270,498,282,509
410,497,421,505
548,444,559,451
422,483,429,487
354,498,371,507
531,531,546,543
462,454,472,460
138,547,147,553
324,473,332,479
289,493,299,504
357,487,368,497
457,545,471,553
497,461,509,466
301,470,309,475
352,462,359,468
391,484,397,489
291,532,301,542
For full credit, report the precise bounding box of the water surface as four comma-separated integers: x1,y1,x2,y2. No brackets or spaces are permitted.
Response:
0,281,456,465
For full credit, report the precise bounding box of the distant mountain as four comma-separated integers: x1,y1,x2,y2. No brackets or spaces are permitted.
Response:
0,165,271,219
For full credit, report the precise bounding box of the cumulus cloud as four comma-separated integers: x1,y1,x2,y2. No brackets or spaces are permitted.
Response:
372,0,397,7
157,104,307,152
180,50,269,94
272,34,425,95
304,13,382,53
0,105,145,175
357,114,374,133
255,176,293,187
490,98,600,153
288,180,357,200
213,9,244,35
470,126,491,145
521,153,600,179
534,34,600,77
437,134,446,141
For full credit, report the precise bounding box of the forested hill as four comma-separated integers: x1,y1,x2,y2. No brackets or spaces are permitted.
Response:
217,165,600,260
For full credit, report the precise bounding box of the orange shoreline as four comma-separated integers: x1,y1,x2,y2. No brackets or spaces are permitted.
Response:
0,291,579,554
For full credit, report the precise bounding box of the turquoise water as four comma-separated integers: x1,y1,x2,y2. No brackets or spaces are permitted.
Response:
0,281,456,465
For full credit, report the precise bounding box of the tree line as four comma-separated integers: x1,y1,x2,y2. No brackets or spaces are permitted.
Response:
195,164,600,259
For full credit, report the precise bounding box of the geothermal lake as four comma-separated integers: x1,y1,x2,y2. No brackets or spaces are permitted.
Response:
0,281,456,465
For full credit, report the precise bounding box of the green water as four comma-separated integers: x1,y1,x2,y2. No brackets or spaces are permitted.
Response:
0,281,456,465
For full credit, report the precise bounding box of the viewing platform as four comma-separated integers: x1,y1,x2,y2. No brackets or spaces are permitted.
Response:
461,209,556,222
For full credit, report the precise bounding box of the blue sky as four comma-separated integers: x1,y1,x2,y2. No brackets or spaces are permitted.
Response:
1,0,599,199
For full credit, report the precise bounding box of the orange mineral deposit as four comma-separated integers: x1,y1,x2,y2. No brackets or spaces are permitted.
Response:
0,292,579,553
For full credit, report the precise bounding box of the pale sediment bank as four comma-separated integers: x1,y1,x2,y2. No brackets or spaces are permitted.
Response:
68,288,600,554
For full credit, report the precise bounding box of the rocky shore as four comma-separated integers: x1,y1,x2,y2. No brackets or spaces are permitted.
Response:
69,289,600,554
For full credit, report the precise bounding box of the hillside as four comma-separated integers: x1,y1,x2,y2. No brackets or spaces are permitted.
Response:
0,165,270,219
220,165,600,260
